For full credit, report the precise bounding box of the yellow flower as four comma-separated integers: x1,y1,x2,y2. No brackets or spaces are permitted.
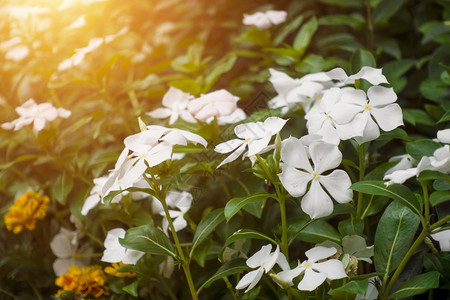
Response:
55,265,109,298
4,191,50,234
104,262,136,278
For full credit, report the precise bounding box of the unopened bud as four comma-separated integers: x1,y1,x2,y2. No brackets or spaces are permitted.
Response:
138,117,147,132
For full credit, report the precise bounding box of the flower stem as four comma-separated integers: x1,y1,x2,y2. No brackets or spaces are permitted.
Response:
420,180,430,225
357,144,366,218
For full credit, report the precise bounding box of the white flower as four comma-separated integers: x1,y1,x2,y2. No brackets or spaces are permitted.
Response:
277,246,347,291
319,235,374,264
1,99,71,132
101,228,145,265
103,126,207,193
216,108,247,125
243,10,287,29
152,191,193,234
279,137,352,218
337,86,403,144
50,228,92,276
355,277,379,300
430,228,450,252
81,176,125,215
215,117,287,168
268,69,331,113
147,87,196,124
187,89,238,121
236,244,289,293
385,154,416,176
159,256,175,278
305,87,367,144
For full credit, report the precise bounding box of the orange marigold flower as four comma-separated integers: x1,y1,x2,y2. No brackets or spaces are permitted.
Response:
4,191,50,234
55,265,109,298
104,262,136,278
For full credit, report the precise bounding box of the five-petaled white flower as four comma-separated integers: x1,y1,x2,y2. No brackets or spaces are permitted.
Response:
243,10,287,29
101,228,145,265
147,87,196,124
277,246,347,291
152,191,193,234
326,66,389,86
236,244,289,293
279,137,352,218
336,86,403,144
1,99,71,132
187,89,238,121
215,117,287,168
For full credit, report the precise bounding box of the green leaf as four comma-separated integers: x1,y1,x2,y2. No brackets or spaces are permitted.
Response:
403,109,435,126
190,209,225,258
192,240,210,268
418,170,450,182
122,281,138,297
331,279,369,297
293,17,318,54
382,60,416,92
120,224,177,257
374,201,420,276
60,116,93,138
420,77,450,104
430,190,450,206
0,155,38,170
438,111,450,123
391,271,440,298
169,78,201,96
197,258,248,294
373,0,403,24
273,15,304,46
224,192,273,221
338,218,364,236
318,0,363,7
296,220,342,244
203,55,237,92
351,181,422,216
51,172,74,205
351,49,376,74
406,139,442,161
319,14,364,29
219,229,276,261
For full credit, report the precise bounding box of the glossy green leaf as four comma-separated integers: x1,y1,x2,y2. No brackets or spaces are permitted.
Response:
122,281,138,297
319,14,364,29
224,192,273,221
120,224,176,257
352,181,422,216
373,0,403,24
296,220,342,244
338,218,364,236
197,258,248,294
430,190,450,206
293,17,318,53
351,49,376,74
403,109,435,126
331,279,369,297
190,209,225,258
273,15,304,46
391,271,440,298
374,201,420,276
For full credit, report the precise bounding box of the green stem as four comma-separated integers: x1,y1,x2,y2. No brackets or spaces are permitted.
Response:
364,0,374,52
357,145,366,218
159,193,198,300
279,196,289,260
288,219,314,246
156,272,178,300
420,180,430,225
381,229,429,299
222,277,238,300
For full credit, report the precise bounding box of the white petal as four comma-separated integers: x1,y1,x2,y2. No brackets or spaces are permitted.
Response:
319,170,353,203
301,180,334,219
383,168,417,186
314,118,340,145
33,117,46,131
326,68,348,81
437,129,450,144
247,134,271,156
236,268,264,292
263,245,280,273
243,12,271,29
430,229,450,252
312,259,347,280
217,142,247,168
235,122,267,140
280,137,313,172
297,268,327,291
269,68,299,95
367,86,397,107
354,112,379,144
305,246,337,263
279,165,313,197
120,159,148,188
162,87,190,109
370,104,403,132
265,10,287,25
147,108,171,119
263,117,287,135
215,139,244,154
309,142,342,174
122,249,145,265
247,244,272,268
277,265,304,286
50,234,72,258
349,66,388,85
81,193,101,216
171,215,188,232
53,258,78,276
166,191,192,212
276,252,291,272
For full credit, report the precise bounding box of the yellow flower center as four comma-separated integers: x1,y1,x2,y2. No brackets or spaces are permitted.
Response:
326,114,332,119
304,262,311,268
364,104,371,110
312,172,319,179
245,138,251,142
